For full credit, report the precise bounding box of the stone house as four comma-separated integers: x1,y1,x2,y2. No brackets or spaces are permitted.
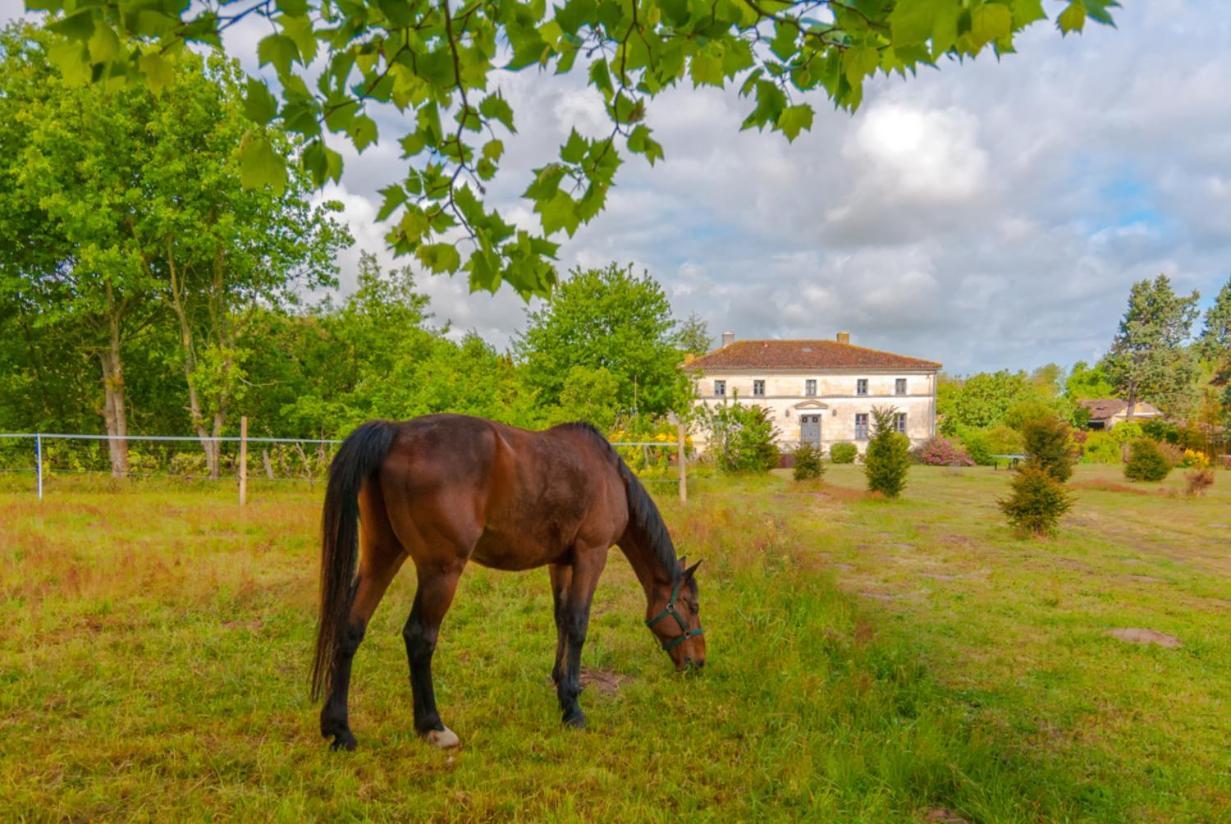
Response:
685,332,941,455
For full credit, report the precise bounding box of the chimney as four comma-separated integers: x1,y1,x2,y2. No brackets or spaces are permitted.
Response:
836,331,850,345
721,331,735,348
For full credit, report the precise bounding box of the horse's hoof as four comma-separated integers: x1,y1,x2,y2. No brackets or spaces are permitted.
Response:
329,730,357,751
423,726,460,749
562,712,586,730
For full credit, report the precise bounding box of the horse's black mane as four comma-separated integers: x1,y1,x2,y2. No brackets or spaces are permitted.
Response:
560,422,684,587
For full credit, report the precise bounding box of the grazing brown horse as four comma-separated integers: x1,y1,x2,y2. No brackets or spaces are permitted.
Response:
310,414,705,750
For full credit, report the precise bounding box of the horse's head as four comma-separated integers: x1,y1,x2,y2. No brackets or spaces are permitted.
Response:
645,558,705,671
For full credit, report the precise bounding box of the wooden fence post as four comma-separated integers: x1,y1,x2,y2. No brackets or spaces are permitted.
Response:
36,433,43,502
239,416,248,507
669,412,687,505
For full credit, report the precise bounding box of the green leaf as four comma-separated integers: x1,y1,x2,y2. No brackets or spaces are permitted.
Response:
482,139,504,162
1010,0,1047,26
48,10,95,39
243,78,279,124
88,23,122,63
417,243,462,274
777,103,813,141
889,1,934,46
842,45,879,86
139,51,175,93
348,114,378,150
689,49,723,87
376,184,407,221
479,93,516,133
239,133,288,192
276,0,309,15
588,58,613,98
301,139,343,186
1057,1,1086,33
257,34,299,75
560,129,587,164
378,0,414,26
280,15,318,64
971,3,1013,48
627,124,664,165
47,40,90,86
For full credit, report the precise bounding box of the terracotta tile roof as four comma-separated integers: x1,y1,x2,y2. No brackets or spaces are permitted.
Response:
684,340,941,372
1078,398,1162,421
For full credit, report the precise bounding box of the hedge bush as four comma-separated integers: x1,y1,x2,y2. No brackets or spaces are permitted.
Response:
1021,415,1076,482
1080,432,1121,464
1124,439,1171,482
999,465,1073,536
865,408,911,498
792,443,824,481
700,402,780,473
829,442,857,464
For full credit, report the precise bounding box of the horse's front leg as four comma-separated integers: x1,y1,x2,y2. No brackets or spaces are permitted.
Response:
556,546,607,728
548,562,573,686
403,561,463,748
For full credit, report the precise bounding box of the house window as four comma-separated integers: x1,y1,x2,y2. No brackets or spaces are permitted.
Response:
714,380,726,397
855,413,869,440
753,380,765,397
856,378,868,396
895,378,907,396
805,379,817,396
894,412,907,434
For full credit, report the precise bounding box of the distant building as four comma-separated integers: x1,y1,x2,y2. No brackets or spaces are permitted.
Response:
684,332,940,454
1078,398,1164,430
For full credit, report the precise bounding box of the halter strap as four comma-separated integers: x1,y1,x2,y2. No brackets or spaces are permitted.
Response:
645,577,704,652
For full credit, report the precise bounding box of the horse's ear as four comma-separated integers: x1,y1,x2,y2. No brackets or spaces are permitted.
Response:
678,555,687,569
684,559,703,578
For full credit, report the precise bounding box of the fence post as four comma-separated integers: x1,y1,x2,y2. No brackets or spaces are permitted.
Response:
239,417,248,507
35,433,43,501
670,414,687,505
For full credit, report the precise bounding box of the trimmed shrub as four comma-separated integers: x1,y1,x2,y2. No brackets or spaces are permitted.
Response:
792,443,824,481
1080,432,1121,464
1021,415,1076,482
1185,468,1215,496
830,442,857,464
1124,439,1172,482
913,436,974,467
999,465,1073,536
865,407,911,498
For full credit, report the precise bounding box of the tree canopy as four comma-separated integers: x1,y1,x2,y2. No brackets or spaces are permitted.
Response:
25,0,1118,297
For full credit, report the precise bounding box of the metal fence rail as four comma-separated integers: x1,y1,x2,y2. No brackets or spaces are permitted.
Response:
0,421,691,504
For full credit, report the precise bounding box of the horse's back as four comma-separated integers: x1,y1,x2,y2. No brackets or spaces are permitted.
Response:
374,415,627,569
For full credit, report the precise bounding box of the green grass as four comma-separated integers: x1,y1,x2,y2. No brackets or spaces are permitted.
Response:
1,465,1228,821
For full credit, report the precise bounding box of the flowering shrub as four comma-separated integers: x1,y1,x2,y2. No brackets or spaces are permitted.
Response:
1180,448,1210,469
912,437,974,467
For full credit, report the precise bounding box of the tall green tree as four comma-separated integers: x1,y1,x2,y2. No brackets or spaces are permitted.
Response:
1064,360,1113,401
1198,276,1231,434
0,25,349,475
1102,274,1200,420
676,313,713,357
30,0,1117,297
514,264,687,419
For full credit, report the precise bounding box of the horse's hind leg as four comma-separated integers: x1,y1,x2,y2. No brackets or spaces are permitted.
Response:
403,561,464,748
320,486,405,751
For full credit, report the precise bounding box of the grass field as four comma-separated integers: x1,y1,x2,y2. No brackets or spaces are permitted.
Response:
1,464,1228,822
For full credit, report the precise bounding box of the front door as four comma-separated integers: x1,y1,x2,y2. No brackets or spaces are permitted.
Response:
800,414,821,446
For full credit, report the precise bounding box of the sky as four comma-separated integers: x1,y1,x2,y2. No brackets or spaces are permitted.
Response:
5,1,1230,374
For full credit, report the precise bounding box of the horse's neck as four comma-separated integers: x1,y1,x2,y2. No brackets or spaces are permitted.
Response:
618,535,672,604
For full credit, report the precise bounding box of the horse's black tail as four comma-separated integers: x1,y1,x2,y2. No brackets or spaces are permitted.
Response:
310,420,397,701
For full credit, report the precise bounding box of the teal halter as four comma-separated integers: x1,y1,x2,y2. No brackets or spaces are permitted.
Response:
645,577,703,653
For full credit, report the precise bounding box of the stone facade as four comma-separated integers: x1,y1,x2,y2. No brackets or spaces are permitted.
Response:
685,335,940,455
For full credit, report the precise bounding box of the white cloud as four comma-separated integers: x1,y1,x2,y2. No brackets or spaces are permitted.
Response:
5,0,1231,370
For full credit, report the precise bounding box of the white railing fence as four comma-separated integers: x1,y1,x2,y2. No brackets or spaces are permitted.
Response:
0,418,690,504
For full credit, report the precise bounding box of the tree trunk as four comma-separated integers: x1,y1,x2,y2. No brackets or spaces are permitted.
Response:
100,289,129,478
165,243,222,478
